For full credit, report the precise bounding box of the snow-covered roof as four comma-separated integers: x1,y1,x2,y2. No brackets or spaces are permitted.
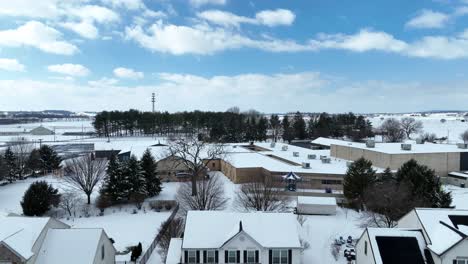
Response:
311,137,346,147
366,228,427,264
282,172,301,180
0,216,57,260
166,238,183,264
413,208,468,255
35,228,106,264
297,196,336,206
448,171,468,179
329,139,468,154
183,211,301,249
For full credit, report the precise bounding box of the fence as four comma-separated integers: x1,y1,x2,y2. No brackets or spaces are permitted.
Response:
137,203,180,264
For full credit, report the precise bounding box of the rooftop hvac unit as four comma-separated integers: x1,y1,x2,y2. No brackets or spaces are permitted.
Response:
282,145,288,151
457,143,468,149
416,138,424,144
320,155,327,160
366,140,375,148
308,154,316,160
346,161,353,167
401,144,412,151
270,142,276,148
293,152,299,157
302,162,311,169
322,158,331,164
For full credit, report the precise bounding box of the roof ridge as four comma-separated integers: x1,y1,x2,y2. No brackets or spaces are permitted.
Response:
439,221,467,239
2,228,24,241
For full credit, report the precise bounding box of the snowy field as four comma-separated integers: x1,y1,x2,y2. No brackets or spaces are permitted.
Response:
367,113,468,143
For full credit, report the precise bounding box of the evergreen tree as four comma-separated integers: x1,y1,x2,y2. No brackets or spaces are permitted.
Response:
21,181,60,216
141,149,162,197
292,112,307,140
380,167,394,182
256,117,268,141
39,145,61,173
124,155,146,199
0,155,7,181
396,159,452,208
269,114,281,142
27,149,42,175
281,116,293,143
4,147,18,182
343,157,377,209
101,154,126,202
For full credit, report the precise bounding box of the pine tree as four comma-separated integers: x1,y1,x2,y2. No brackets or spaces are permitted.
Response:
4,147,18,182
100,154,124,202
39,145,61,173
124,155,146,199
21,181,60,216
343,157,377,209
396,159,452,208
380,167,394,182
292,112,306,140
27,149,42,176
141,149,162,197
0,155,6,182
281,116,293,143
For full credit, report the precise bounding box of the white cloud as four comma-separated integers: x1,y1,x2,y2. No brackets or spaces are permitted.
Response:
125,21,312,55
406,9,450,29
0,58,26,72
113,67,144,79
1,72,467,113
61,20,99,39
47,64,90,77
197,9,295,28
0,0,62,18
0,21,78,55
189,0,226,7
454,6,468,16
71,5,120,24
101,0,144,10
255,9,295,27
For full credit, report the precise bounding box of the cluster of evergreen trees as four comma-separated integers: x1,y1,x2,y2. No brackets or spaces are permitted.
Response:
344,158,452,216
99,149,162,204
93,110,373,143
0,145,61,183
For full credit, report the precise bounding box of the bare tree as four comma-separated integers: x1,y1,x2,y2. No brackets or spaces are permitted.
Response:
400,117,423,139
361,182,420,228
59,191,80,217
157,217,185,262
461,130,468,144
235,178,289,212
64,154,107,204
420,132,437,143
167,136,225,196
9,137,33,179
176,174,228,214
226,106,240,114
380,118,405,142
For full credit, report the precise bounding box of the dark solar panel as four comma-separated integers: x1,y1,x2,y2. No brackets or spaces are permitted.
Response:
375,236,425,264
448,215,468,229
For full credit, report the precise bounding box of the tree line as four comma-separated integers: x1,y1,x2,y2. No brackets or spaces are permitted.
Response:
93,109,373,143
0,141,61,183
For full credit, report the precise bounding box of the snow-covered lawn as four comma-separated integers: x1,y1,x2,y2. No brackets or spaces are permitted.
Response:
0,175,173,262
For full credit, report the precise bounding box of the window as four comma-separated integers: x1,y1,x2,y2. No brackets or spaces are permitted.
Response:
101,244,105,260
272,250,288,264
228,250,237,263
456,258,468,264
188,250,196,263
246,250,255,264
206,250,215,263
212,162,216,168
321,180,342,185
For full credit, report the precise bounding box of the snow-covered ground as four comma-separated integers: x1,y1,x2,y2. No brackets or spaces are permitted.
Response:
367,113,468,143
0,175,174,262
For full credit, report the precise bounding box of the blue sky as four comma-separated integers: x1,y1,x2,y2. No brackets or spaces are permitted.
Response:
0,0,468,113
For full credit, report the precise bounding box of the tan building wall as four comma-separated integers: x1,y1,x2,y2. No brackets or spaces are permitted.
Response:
331,144,461,176
156,156,192,182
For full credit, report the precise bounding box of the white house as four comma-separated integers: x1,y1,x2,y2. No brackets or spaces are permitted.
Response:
167,211,302,264
355,208,468,264
0,215,116,264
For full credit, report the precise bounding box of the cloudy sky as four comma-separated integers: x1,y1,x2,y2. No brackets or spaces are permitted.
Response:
1,0,468,113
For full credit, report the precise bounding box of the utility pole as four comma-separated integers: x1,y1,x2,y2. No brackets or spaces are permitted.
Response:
151,92,156,113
